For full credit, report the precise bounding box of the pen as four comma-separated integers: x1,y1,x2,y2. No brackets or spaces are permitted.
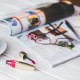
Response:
65,20,80,39
6,60,35,71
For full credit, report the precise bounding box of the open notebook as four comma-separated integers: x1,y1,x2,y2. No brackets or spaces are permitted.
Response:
14,17,80,67
0,15,80,68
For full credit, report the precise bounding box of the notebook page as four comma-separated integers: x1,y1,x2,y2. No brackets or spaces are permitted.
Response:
14,15,80,67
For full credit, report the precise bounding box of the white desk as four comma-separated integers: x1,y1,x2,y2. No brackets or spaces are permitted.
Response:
0,0,59,80
0,0,80,80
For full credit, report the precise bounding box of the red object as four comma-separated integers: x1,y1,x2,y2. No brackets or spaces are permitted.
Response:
31,60,35,64
27,57,36,64
6,60,16,68
28,33,42,42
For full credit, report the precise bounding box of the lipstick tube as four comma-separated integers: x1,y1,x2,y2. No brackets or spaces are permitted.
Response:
6,60,35,71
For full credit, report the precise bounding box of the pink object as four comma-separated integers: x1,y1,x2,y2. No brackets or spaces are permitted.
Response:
28,33,42,42
6,60,16,68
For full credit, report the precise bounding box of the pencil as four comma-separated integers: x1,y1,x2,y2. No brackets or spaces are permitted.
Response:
65,20,80,39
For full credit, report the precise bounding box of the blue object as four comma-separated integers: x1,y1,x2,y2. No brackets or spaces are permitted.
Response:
11,19,17,26
5,18,18,26
27,11,35,15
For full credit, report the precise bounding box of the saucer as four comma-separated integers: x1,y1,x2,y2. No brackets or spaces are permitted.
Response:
0,39,7,55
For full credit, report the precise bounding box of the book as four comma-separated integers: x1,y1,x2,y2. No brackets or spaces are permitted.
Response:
0,1,80,78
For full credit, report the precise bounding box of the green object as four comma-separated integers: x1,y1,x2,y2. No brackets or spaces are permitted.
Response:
66,44,74,50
